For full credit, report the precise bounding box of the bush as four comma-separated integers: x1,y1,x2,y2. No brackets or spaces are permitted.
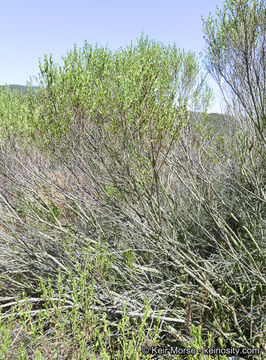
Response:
0,30,264,359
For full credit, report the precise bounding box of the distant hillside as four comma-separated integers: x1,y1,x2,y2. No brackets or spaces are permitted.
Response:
190,111,236,137
0,84,40,93
1,84,235,134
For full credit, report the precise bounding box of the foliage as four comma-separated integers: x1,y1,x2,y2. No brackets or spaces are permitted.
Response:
202,0,265,143
0,28,265,360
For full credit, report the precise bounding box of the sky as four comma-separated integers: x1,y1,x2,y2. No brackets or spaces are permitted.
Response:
1,0,225,112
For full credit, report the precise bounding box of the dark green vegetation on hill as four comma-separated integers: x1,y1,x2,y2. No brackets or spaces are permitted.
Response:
0,1,265,359
0,84,40,94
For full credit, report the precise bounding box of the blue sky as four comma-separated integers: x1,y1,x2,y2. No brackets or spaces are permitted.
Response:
1,0,224,112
